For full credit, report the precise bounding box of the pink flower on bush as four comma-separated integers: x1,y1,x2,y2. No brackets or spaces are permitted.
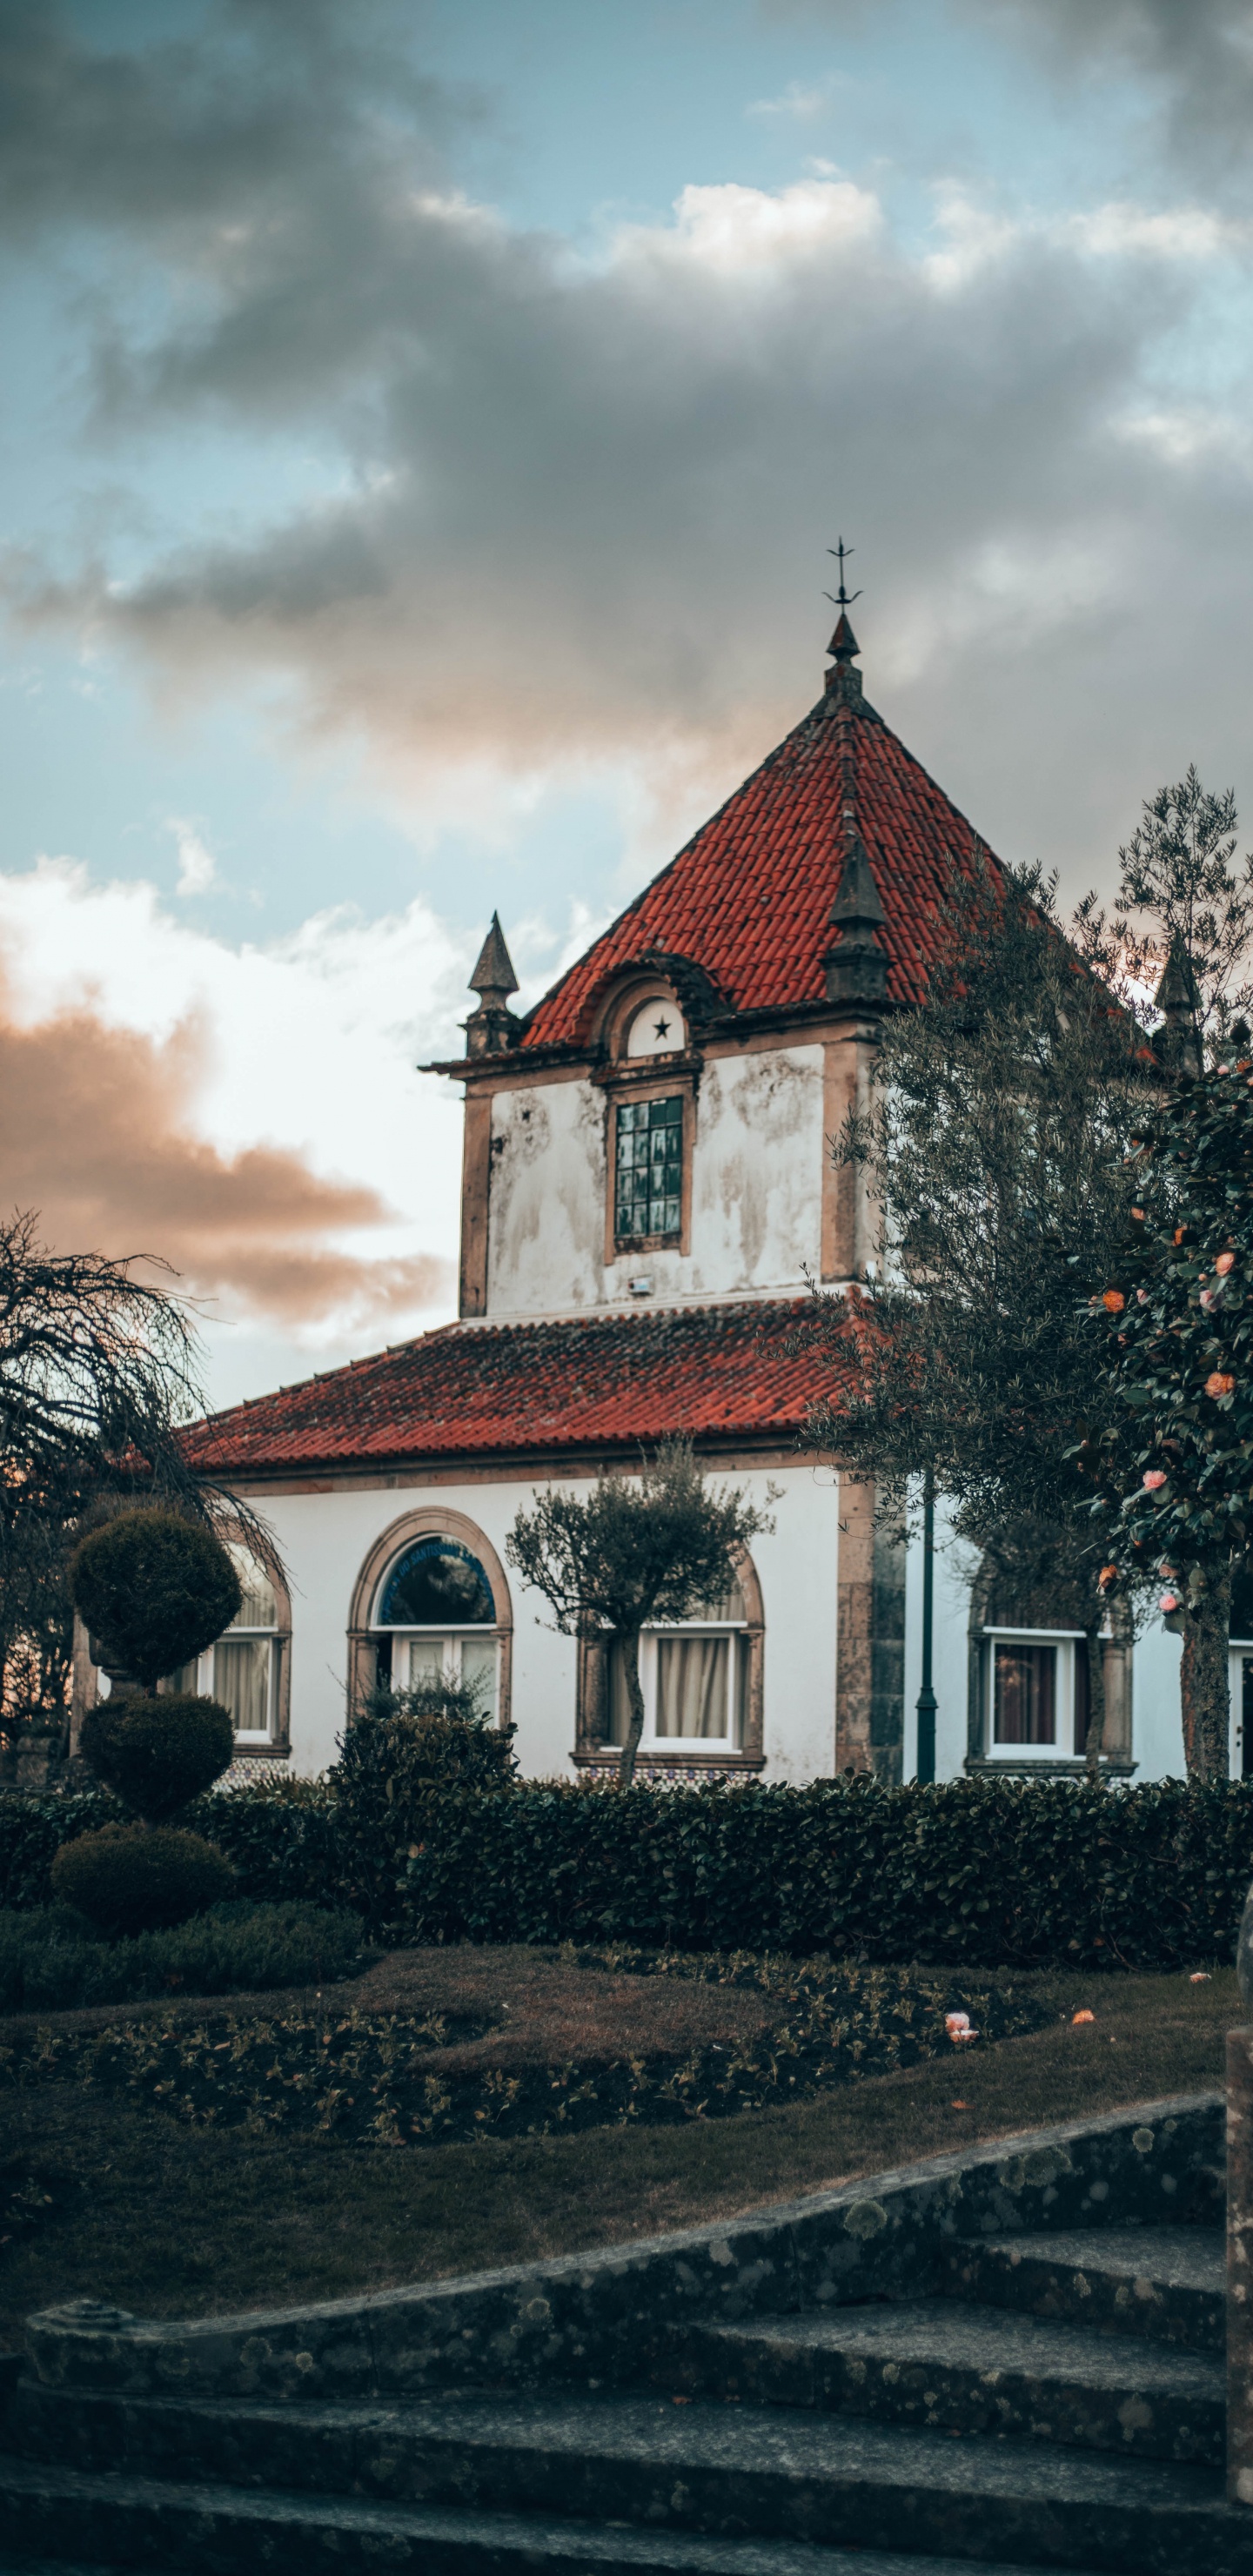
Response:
1206,1372,1236,1399
1217,1253,1236,1276
1160,1593,1180,1614
945,2011,978,2045
1142,1469,1168,1490
1200,1289,1216,1310
1102,1290,1125,1314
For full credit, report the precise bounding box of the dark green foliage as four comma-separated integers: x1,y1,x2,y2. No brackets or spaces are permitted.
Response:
12,1771,1253,1969
0,1786,117,1909
334,1700,518,1932
81,1694,234,1823
50,1823,236,1935
0,1963,1048,2143
1089,1054,1253,1572
70,1511,241,1689
0,1900,367,2013
184,1775,340,1904
393,1774,1253,1970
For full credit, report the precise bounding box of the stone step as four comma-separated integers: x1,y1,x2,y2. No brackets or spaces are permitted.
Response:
0,2458,1119,2576
940,2230,1225,2351
4,2385,1250,2574
668,2298,1223,2463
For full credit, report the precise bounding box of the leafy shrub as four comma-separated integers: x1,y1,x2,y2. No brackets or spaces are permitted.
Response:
50,1824,236,1935
0,1900,367,2013
0,1963,1049,2142
14,1770,1253,1969
334,1700,517,1931
70,1511,241,1689
81,1693,234,1823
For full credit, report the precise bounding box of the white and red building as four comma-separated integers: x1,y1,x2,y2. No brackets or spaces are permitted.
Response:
167,620,1234,1786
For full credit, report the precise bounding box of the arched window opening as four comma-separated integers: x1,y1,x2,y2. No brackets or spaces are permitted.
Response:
606,1576,749,1753
169,1546,285,1745
372,1533,501,1720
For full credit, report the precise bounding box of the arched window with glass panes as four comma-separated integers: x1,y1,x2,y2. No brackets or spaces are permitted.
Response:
167,1548,287,1748
372,1533,502,1720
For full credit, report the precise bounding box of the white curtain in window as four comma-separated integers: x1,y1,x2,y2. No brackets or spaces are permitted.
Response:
461,1637,499,1720
657,1634,728,1738
213,1638,271,1734
229,1550,278,1629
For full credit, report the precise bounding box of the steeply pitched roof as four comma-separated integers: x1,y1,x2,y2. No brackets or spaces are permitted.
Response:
522,648,999,1049
184,1300,821,1477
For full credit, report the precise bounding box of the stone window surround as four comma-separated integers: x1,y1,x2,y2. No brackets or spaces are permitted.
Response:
592,970,699,1267
572,1546,766,1775
345,1504,514,1731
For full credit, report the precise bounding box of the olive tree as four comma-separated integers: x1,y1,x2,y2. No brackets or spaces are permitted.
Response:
507,1441,773,1786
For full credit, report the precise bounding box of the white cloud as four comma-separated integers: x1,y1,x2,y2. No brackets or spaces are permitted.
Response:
169,814,219,896
747,82,835,121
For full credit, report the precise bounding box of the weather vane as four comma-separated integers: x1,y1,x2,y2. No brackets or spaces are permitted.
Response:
824,537,861,609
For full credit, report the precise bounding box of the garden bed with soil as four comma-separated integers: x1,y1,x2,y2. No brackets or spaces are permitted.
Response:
0,1943,1050,2144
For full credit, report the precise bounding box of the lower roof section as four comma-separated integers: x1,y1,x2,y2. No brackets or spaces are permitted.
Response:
184,1298,823,1479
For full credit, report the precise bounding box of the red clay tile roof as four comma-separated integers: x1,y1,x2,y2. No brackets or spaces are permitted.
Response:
523,663,999,1048
185,1301,822,1476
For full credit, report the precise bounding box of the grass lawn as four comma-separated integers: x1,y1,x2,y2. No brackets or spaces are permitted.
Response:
0,1956,1236,2353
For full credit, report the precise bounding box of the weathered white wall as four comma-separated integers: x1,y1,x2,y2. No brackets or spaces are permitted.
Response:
484,1044,825,1318
901,1507,1193,1784
251,1463,836,1785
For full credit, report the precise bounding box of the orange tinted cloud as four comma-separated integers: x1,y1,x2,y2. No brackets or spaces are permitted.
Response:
0,983,450,1327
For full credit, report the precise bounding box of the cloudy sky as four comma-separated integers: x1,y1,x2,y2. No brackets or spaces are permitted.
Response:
4,0,1253,1411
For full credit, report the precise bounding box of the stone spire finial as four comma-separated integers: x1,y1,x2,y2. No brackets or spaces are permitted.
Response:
465,911,520,1057
824,805,888,1006
1153,929,1203,1081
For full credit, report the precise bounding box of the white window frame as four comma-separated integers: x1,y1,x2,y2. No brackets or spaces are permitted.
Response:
629,1611,747,1754
385,1629,501,1717
1230,1639,1253,1779
184,1623,280,1745
982,1627,1086,1762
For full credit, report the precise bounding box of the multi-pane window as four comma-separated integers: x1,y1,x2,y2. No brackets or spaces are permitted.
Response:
374,1534,499,1721
608,1579,748,1751
170,1552,280,1741
615,1095,683,1242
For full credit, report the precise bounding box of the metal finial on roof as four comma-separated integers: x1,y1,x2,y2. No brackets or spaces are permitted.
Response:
823,540,863,666
826,537,861,609
469,911,519,1002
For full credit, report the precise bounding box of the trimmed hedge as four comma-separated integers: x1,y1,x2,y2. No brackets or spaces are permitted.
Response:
6,1773,1253,1969
0,1901,368,2013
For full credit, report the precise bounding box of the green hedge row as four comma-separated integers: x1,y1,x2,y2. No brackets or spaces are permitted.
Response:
5,1774,1253,1969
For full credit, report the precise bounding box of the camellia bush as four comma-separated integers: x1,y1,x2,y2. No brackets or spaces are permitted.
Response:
1086,1050,1253,1777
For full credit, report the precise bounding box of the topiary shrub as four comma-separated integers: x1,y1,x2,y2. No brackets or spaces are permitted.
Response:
81,1694,234,1824
51,1824,236,1935
71,1511,242,1691
334,1690,517,1931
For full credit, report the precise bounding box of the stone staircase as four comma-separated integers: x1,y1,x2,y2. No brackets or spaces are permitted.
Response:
0,2096,1246,2575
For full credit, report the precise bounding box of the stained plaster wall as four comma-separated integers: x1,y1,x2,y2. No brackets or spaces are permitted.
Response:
484,1044,825,1317
248,1464,837,1785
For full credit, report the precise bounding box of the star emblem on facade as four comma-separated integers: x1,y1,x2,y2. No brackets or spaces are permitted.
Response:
653,1016,672,1040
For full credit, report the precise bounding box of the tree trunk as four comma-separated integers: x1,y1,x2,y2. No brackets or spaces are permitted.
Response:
1083,1627,1107,1780
1180,1570,1232,1781
616,1630,646,1788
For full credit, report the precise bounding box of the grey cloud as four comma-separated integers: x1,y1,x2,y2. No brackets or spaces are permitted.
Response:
7,3,1253,909
960,1,1253,178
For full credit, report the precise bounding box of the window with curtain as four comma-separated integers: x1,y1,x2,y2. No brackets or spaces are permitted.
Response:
606,1576,748,1750
983,1627,1089,1758
164,1550,281,1738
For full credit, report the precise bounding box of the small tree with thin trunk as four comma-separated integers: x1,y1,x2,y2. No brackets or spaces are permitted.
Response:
1082,1050,1253,1779
506,1441,774,1786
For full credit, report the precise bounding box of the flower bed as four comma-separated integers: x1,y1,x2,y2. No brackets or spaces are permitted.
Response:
0,1959,1050,2145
